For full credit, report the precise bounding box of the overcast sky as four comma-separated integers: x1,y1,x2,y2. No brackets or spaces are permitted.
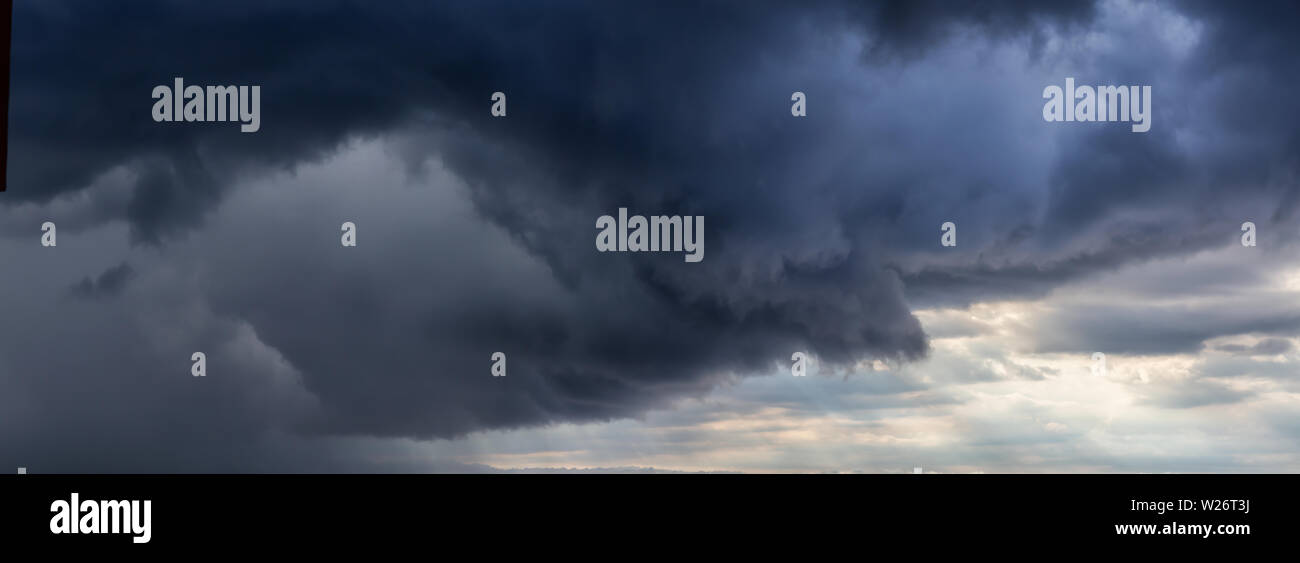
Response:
3,0,1300,473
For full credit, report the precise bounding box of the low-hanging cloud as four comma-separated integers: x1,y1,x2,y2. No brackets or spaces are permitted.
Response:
4,0,1300,470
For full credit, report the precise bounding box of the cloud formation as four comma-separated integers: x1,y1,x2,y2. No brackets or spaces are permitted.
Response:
3,0,1300,471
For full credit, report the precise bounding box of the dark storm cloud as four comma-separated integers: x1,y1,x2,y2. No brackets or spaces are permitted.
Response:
7,0,1100,243
897,0,1300,307
841,0,1097,61
67,261,134,299
4,0,1300,469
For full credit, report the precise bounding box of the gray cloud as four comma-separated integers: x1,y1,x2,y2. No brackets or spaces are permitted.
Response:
67,261,135,300
1214,338,1294,357
5,0,1300,471
1138,379,1255,410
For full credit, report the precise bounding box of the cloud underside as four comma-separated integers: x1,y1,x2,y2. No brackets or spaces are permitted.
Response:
2,0,1300,471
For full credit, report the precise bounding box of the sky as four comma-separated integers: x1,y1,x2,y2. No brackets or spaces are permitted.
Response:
2,0,1299,473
